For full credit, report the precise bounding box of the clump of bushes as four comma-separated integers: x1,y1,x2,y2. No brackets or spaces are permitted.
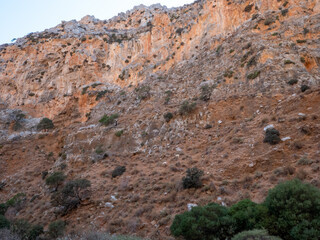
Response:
37,118,54,130
179,101,197,115
48,220,66,238
171,179,320,240
182,168,203,189
112,166,126,178
51,179,91,215
163,112,173,122
264,128,281,145
99,114,119,126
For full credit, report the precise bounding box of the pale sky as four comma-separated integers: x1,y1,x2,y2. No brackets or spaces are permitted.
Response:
0,0,195,44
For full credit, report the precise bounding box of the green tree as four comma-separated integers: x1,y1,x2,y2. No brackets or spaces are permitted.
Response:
264,179,320,240
171,203,236,240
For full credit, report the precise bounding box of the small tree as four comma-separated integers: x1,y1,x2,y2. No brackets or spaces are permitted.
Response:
45,172,66,191
37,118,54,130
264,179,320,240
182,168,203,189
171,203,235,240
52,179,91,215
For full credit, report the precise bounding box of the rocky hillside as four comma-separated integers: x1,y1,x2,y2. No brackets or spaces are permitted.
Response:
0,0,320,239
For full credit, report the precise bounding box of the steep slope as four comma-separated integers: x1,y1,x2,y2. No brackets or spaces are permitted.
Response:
0,0,320,239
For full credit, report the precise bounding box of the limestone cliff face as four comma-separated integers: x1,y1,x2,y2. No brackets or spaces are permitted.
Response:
1,0,319,119
0,0,320,239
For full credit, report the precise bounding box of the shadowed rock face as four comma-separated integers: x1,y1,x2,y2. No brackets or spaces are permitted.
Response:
0,0,319,239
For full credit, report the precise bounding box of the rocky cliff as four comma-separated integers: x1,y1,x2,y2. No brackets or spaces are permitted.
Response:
0,0,319,239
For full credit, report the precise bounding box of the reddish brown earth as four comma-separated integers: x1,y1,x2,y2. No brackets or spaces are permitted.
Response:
0,0,319,239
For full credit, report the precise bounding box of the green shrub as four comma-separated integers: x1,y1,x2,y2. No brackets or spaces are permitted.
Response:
301,85,310,92
37,118,54,130
96,90,108,101
232,229,282,240
284,60,295,65
48,220,65,238
179,101,196,115
182,168,203,189
171,203,235,240
200,84,212,101
0,215,10,229
244,4,253,12
230,199,268,232
45,172,66,190
115,130,124,137
264,179,320,240
287,79,298,85
99,114,119,126
263,128,280,145
112,166,126,178
247,71,260,79
163,112,173,122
